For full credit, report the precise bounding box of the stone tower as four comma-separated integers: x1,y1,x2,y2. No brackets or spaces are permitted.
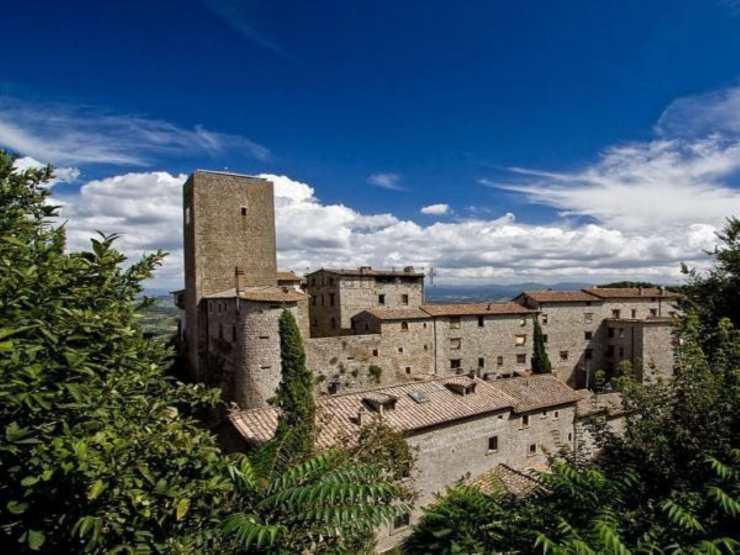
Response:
182,170,278,379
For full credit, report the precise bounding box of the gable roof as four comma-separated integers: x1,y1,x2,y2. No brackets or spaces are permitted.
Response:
229,376,518,449
470,464,542,497
204,286,306,303
421,302,537,317
359,308,431,321
493,374,582,413
583,287,680,300
519,290,600,303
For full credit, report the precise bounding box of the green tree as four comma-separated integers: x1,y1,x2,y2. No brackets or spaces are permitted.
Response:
222,449,410,553
268,310,316,472
531,319,552,374
0,151,231,552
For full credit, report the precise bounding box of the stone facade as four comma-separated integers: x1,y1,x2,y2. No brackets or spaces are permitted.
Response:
605,318,676,383
306,268,424,337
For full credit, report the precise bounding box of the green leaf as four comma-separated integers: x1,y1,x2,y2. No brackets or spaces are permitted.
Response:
176,498,190,521
7,500,28,514
87,480,106,501
27,529,45,551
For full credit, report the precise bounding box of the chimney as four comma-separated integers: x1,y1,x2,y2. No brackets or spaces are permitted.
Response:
638,287,644,296
356,407,367,426
403,265,415,273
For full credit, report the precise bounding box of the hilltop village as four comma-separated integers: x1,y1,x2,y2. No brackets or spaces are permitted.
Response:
174,170,680,550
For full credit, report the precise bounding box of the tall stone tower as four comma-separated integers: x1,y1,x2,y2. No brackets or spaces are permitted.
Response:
182,170,278,379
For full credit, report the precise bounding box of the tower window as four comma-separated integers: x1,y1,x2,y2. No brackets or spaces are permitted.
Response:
240,206,247,216
488,436,498,452
478,357,485,368
478,316,485,327
585,331,593,340
378,294,385,305
402,294,409,305
401,321,409,331
517,354,526,364
528,443,537,456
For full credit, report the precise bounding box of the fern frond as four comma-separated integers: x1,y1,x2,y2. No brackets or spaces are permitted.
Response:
222,512,286,550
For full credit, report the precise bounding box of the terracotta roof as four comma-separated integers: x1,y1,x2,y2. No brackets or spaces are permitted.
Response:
493,375,581,413
470,464,541,497
308,267,424,278
583,287,680,300
519,290,599,303
204,286,306,303
359,308,431,321
575,390,625,418
421,302,537,317
606,317,675,325
229,377,517,449
276,271,302,282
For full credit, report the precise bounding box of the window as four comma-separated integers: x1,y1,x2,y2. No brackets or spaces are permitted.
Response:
612,309,621,318
488,436,499,452
405,366,411,374
424,344,428,351
478,316,485,327
554,410,559,419
372,349,378,357
517,353,526,364
497,356,504,366
543,334,548,343
185,207,191,225
519,318,527,327
528,443,537,456
398,347,404,353
450,359,461,369
393,512,411,530
402,294,409,305
218,323,223,340
585,348,593,360
258,335,269,339
328,277,334,286
560,351,569,361
631,309,637,318
423,322,428,328
619,346,625,358
585,331,593,340
542,313,549,325
450,338,462,350
606,345,615,357
378,294,385,305
240,206,247,216
478,357,485,368
208,303,213,313
515,334,527,346
450,317,461,330
608,328,615,338
522,414,530,427
401,321,409,331
329,293,335,306
650,308,658,317
584,312,593,324
568,432,573,441
232,325,237,342
330,317,336,329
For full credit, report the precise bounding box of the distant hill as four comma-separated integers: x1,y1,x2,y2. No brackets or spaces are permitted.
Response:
424,282,593,303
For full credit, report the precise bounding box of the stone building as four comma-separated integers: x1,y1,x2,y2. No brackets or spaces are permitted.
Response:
228,374,582,551
306,267,424,337
176,170,677,551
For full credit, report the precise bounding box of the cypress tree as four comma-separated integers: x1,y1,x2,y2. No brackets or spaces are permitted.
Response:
531,318,552,374
270,309,316,469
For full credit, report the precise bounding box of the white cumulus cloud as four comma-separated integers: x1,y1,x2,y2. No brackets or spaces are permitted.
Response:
420,203,449,215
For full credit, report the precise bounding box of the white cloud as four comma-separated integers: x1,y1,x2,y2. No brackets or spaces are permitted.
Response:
420,203,449,215
12,156,80,188
367,172,405,191
0,98,270,166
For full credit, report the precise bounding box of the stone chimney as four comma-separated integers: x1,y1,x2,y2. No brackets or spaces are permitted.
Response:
234,266,245,311
356,407,367,426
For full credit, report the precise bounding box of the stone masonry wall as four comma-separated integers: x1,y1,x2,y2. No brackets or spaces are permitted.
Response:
432,314,534,378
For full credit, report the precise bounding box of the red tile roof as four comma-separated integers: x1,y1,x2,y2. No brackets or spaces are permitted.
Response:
309,267,424,278
360,308,431,321
204,286,306,303
575,390,625,418
470,464,541,497
519,290,599,303
493,374,582,413
229,377,518,449
583,287,680,300
421,302,537,317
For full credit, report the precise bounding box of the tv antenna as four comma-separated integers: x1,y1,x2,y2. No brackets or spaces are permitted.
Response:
428,266,436,287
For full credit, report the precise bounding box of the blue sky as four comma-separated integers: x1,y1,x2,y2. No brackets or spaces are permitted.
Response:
2,0,740,288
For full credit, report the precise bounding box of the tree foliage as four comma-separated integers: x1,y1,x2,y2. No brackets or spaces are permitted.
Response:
0,151,231,552
267,309,316,473
532,319,552,374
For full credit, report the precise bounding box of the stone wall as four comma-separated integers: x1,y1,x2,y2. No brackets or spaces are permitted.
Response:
432,314,534,378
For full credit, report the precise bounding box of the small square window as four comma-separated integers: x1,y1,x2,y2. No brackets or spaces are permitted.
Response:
450,317,461,330
240,206,247,216
522,414,529,427
405,366,411,374
401,321,409,331
584,312,593,324
543,334,548,343
450,359,461,369
488,436,498,451
650,308,658,317
450,338,462,350
542,314,548,325
378,294,385,305
631,309,637,318
478,357,485,368
402,294,409,305
398,347,404,353
516,353,526,364
497,356,504,366
372,349,378,357
478,316,485,327
560,351,569,361
585,331,593,340
528,443,537,456
554,410,559,419
423,344,428,351
612,309,621,318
